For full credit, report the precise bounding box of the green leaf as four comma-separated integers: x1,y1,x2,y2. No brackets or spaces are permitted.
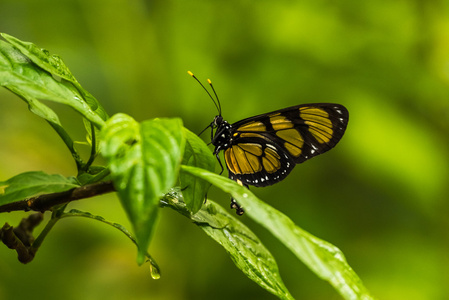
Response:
180,165,375,300
101,114,185,264
0,171,80,206
0,37,105,128
0,38,85,168
0,40,63,128
1,33,108,122
163,188,294,300
179,128,215,214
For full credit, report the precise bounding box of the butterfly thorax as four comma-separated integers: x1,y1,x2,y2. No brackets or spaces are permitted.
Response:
211,116,233,155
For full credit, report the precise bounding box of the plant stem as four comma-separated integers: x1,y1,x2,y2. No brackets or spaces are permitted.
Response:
48,121,84,171
60,209,161,279
83,122,97,172
30,212,60,252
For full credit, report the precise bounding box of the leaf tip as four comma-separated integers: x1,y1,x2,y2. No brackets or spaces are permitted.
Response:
137,251,146,266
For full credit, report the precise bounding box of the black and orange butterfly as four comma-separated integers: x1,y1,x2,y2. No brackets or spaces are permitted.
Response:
188,71,349,215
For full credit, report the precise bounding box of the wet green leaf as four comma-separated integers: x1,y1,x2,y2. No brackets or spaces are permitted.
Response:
163,188,294,300
0,40,85,166
1,33,108,122
101,114,185,264
180,165,375,300
0,37,105,128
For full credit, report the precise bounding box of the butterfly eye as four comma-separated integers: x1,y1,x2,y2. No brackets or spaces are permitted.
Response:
214,115,223,127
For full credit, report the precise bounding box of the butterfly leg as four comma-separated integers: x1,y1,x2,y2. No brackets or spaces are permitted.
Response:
230,198,244,215
210,122,214,142
230,180,248,216
216,153,224,175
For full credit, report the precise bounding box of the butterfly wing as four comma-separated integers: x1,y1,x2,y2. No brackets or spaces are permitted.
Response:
223,103,349,187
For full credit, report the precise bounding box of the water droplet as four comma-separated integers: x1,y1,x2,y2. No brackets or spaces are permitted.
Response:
149,262,161,280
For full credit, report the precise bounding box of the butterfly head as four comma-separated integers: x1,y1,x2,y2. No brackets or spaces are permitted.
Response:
213,115,224,127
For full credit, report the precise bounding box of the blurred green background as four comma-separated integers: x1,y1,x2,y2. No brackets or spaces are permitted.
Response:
1,0,449,299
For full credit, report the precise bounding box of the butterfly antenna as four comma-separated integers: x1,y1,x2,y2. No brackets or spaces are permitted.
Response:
207,78,222,116
188,71,221,116
198,122,212,137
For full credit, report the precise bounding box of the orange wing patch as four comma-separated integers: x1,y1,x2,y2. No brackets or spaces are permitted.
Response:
275,128,303,157
236,121,266,132
238,143,263,156
224,147,240,174
299,107,333,143
269,115,294,131
224,144,263,175
262,147,281,173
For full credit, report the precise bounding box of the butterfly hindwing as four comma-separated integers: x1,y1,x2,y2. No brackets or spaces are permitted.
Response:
223,136,296,187
223,103,349,187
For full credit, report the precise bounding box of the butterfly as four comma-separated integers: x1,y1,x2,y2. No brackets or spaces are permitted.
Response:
188,71,349,215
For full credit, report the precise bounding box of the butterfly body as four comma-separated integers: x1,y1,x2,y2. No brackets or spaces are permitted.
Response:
211,117,232,154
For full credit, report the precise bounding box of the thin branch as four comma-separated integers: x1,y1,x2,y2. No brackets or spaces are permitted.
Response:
47,120,84,171
0,181,116,213
0,213,44,263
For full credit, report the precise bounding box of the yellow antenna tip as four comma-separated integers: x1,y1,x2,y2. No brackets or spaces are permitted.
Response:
207,79,212,84
187,71,194,76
